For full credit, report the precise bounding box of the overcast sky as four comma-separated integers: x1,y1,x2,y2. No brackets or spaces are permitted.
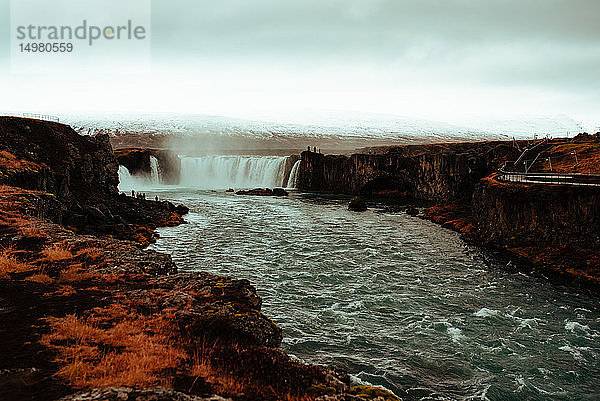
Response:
0,0,598,128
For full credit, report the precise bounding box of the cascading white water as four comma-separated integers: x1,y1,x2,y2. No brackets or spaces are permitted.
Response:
286,160,301,189
117,165,135,192
180,155,288,190
149,156,160,182
117,163,161,192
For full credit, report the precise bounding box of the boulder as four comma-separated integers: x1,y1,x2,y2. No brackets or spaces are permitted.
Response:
236,188,289,197
175,204,190,215
236,188,272,196
348,197,367,212
406,207,419,216
272,188,289,196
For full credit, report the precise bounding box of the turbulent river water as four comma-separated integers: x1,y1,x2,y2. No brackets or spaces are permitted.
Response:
119,158,600,401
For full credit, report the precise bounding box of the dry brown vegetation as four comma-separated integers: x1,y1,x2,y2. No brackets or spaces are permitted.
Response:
76,247,103,262
25,273,54,284
530,141,600,174
0,247,33,278
41,305,184,389
58,264,98,283
0,150,44,172
40,243,73,262
423,202,475,236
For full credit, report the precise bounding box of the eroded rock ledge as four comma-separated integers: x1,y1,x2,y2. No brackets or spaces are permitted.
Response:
298,141,600,284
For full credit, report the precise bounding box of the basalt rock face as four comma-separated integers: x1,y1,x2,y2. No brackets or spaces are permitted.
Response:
0,117,119,201
115,148,181,184
297,142,520,202
473,176,600,250
0,117,187,242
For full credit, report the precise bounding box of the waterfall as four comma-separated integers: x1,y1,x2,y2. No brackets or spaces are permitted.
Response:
149,156,160,182
117,165,135,192
117,162,161,192
180,155,289,190
286,160,301,189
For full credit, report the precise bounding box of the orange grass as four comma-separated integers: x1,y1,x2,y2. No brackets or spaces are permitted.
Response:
40,305,184,388
40,243,73,262
0,150,43,171
58,264,98,283
531,142,600,174
25,273,54,284
0,248,33,278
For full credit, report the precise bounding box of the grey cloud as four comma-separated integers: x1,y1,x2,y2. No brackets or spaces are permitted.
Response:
150,0,600,58
147,0,600,93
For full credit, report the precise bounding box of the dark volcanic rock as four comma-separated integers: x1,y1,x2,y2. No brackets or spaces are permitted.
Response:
473,175,600,250
0,117,119,201
348,197,367,212
297,142,521,202
175,204,190,215
58,387,230,401
406,207,419,216
272,187,289,196
146,273,283,347
236,188,289,196
115,148,182,184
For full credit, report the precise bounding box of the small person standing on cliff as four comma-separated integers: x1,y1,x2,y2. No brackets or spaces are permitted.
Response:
131,190,135,197
155,195,159,202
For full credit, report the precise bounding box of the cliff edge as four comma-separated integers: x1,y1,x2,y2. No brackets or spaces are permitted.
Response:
298,140,600,284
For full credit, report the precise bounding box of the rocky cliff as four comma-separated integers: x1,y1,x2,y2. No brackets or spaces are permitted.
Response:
297,142,521,201
473,176,600,250
0,117,187,243
0,117,119,201
115,148,182,184
298,140,600,283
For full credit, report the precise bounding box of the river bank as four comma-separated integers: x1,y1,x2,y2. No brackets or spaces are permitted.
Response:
297,140,600,285
0,117,397,401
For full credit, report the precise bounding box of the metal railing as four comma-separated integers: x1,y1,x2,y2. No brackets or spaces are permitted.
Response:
22,113,60,122
497,169,600,187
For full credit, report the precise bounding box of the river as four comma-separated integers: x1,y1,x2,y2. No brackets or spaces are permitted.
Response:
119,156,600,401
